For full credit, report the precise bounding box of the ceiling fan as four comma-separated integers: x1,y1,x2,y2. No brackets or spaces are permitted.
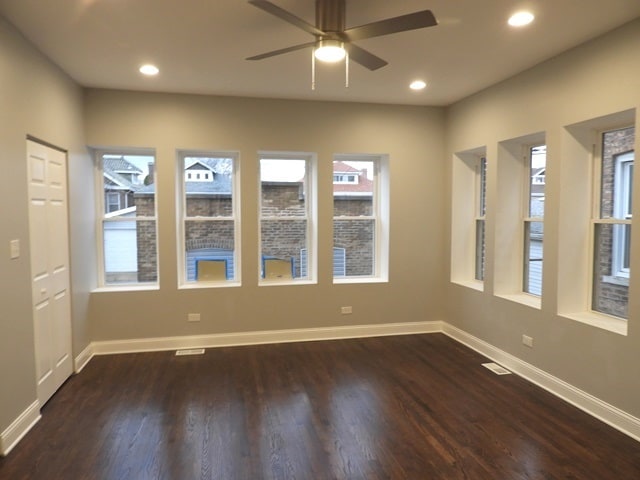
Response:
246,0,437,71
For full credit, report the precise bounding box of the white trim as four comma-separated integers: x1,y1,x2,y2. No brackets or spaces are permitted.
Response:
0,401,41,457
441,322,640,442
74,344,95,373
90,321,443,355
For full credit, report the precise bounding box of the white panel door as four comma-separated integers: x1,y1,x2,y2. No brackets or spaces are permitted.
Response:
27,140,73,407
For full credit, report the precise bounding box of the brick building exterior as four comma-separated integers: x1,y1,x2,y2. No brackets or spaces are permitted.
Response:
128,162,374,282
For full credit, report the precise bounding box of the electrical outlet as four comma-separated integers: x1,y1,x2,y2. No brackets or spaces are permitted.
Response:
187,313,201,322
522,334,534,348
341,306,352,315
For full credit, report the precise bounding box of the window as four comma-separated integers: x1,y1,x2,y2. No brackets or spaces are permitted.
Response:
106,192,121,213
593,126,634,319
96,151,157,286
524,145,546,296
179,153,239,285
475,157,487,281
451,147,486,289
333,174,358,184
259,153,316,283
333,154,389,281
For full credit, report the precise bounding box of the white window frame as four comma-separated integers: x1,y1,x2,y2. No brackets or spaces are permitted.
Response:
94,148,158,289
178,151,240,288
557,113,633,335
523,144,546,297
333,153,389,284
258,152,317,285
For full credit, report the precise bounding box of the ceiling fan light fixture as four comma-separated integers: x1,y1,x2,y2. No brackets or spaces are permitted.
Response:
314,39,346,63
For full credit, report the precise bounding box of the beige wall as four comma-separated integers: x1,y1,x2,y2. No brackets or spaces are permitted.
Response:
445,19,640,416
84,90,447,341
0,18,92,434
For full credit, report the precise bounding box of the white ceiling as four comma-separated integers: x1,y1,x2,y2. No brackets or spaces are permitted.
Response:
1,0,639,106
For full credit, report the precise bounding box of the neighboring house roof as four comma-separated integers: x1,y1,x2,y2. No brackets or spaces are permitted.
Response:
333,161,362,174
185,174,232,195
105,156,143,175
332,161,373,195
185,157,233,174
135,173,233,195
103,157,143,191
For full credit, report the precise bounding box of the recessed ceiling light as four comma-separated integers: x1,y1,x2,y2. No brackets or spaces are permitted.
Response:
508,11,535,27
139,64,159,76
410,80,427,91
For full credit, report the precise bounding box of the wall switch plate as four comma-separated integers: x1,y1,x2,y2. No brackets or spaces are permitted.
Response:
10,239,19,259
341,306,352,314
522,335,534,348
188,313,201,322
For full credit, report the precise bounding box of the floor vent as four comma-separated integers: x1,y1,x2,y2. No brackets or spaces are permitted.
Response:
482,362,511,375
175,348,205,356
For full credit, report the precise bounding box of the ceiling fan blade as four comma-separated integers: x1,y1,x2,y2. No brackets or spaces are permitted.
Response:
246,41,316,61
345,43,387,71
248,0,325,36
344,10,437,42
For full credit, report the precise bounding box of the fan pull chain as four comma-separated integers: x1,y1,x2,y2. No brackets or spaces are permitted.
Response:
345,47,349,88
311,49,316,91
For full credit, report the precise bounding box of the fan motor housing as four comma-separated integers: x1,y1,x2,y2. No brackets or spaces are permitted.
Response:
316,0,345,33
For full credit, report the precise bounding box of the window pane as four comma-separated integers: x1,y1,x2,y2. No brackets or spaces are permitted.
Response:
182,156,236,283
479,157,487,217
100,153,157,285
260,158,309,280
333,160,373,216
333,218,375,276
260,219,307,279
529,145,546,217
260,159,306,217
524,221,543,295
593,223,629,319
333,159,376,278
185,219,235,281
184,157,233,217
601,129,635,219
475,219,485,281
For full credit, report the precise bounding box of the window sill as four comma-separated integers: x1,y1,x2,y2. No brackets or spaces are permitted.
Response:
495,292,541,310
451,279,484,292
559,311,627,336
333,276,388,285
259,279,316,287
602,275,629,287
179,281,241,290
92,284,159,293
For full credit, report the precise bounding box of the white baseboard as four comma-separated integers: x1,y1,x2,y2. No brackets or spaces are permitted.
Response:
441,322,640,443
74,344,94,373
91,320,444,355
0,401,40,457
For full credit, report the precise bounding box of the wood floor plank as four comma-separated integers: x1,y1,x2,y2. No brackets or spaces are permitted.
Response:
1,333,640,479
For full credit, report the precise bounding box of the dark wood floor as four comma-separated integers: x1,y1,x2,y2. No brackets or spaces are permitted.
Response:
1,333,639,479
